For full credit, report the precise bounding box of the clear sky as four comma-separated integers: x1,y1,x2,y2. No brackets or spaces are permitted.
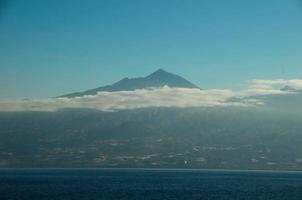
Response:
1,0,302,98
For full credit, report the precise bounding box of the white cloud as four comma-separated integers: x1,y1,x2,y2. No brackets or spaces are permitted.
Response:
0,78,300,112
240,87,289,97
250,79,302,89
0,86,260,112
242,79,301,96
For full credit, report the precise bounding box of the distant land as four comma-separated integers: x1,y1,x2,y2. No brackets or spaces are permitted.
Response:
1,70,302,170
60,69,199,98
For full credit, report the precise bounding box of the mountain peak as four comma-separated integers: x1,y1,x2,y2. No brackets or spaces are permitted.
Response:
154,68,166,73
146,69,175,78
144,69,199,89
60,69,200,98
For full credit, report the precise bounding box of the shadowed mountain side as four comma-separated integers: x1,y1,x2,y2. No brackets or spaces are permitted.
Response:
60,69,200,98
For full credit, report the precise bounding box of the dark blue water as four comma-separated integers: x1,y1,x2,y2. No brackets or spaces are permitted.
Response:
0,169,302,200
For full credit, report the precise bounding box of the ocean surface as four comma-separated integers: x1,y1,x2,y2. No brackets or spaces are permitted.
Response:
0,169,302,200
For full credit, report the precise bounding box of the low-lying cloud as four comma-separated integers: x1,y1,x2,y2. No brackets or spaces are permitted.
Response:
0,79,299,112
242,79,300,96
250,79,302,89
0,87,257,112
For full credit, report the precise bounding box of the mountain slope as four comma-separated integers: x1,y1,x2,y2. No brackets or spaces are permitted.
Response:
1,107,302,169
60,69,199,98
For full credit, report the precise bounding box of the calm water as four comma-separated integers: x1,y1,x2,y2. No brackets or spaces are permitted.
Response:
0,169,302,200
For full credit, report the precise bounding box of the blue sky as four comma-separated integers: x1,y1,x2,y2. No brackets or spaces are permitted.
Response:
0,0,302,98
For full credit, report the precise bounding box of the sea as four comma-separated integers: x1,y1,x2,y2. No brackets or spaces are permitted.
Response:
0,168,302,200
